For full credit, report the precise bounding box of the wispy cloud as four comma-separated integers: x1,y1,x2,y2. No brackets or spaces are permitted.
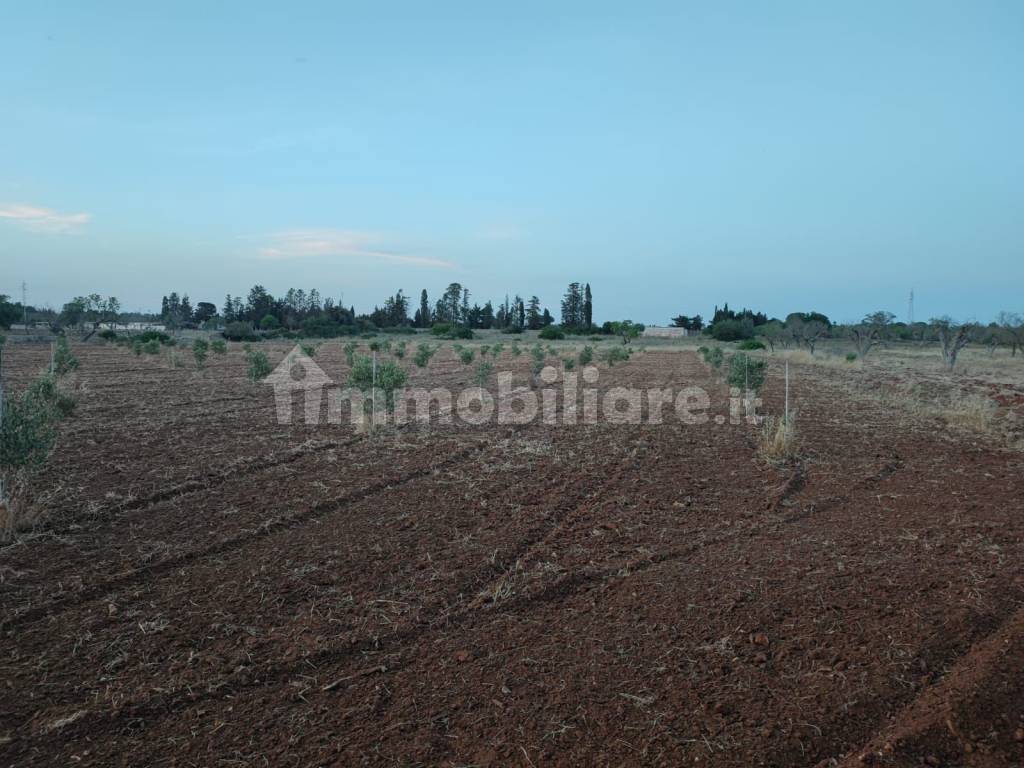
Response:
252,229,455,269
0,203,90,233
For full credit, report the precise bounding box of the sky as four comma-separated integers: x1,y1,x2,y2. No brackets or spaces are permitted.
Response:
1,1,1022,324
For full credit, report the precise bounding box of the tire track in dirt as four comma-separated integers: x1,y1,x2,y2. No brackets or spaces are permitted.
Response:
2,439,486,631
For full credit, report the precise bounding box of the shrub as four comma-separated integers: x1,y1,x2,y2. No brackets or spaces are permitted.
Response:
192,338,209,369
700,347,724,369
474,360,494,385
490,343,504,358
710,318,754,342
601,346,630,366
530,344,544,362
413,343,435,368
563,357,576,371
539,326,564,340
578,345,594,366
431,323,452,337
459,348,475,365
394,341,407,359
223,322,256,341
300,343,317,358
1,373,76,533
737,339,765,351
431,323,474,339
259,314,280,330
343,342,358,366
132,339,143,356
53,336,79,375
480,344,490,357
246,349,272,381
98,329,118,341
139,330,172,344
727,353,766,391
369,341,381,352
347,355,408,412
209,340,226,354
143,339,161,355
500,326,523,335
846,352,858,362
511,344,522,356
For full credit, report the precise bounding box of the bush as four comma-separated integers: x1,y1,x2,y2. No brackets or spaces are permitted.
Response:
223,322,257,342
192,338,209,369
710,319,754,342
259,314,281,331
511,344,522,356
500,326,523,335
394,341,407,359
431,323,472,339
98,329,118,341
338,341,355,366
480,344,490,357
211,339,227,354
563,357,576,371
727,353,766,391
300,343,317,358
700,347,724,369
413,343,435,368
369,341,381,352
347,355,408,412
246,349,272,381
474,360,493,385
539,326,565,340
601,346,630,366
846,352,858,362
143,339,161,355
490,343,504,358
459,348,475,365
53,336,79,375
578,346,594,366
139,330,172,344
530,344,544,362
737,339,765,351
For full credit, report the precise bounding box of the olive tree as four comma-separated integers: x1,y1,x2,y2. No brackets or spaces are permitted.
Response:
931,317,974,370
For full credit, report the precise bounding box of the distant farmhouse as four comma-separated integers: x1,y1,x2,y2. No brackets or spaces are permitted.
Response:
642,326,697,338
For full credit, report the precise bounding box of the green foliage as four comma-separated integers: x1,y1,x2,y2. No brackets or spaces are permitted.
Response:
459,348,475,365
727,353,766,391
511,343,522,356
490,343,504,358
539,325,565,340
223,321,256,341
259,314,280,330
480,344,490,357
192,338,209,369
606,320,644,344
245,349,272,381
737,339,765,351
98,329,118,341
393,341,407,359
53,336,79,375
563,357,576,371
132,339,143,356
413,343,435,368
343,342,358,366
143,339,161,355
601,346,630,366
474,359,494,385
530,344,544,362
300,343,317,358
431,323,474,339
700,346,724,368
138,330,172,344
710,318,755,341
347,355,408,412
210,339,227,354
369,341,382,352
578,345,594,366
846,352,858,362
0,374,75,498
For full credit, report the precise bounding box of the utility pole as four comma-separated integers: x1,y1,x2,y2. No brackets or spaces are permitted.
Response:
22,282,28,332
908,289,914,325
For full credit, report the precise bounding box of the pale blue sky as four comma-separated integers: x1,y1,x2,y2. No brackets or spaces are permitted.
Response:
1,1,1021,323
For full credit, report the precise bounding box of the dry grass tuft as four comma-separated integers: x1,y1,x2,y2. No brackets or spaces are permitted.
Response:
758,415,798,462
